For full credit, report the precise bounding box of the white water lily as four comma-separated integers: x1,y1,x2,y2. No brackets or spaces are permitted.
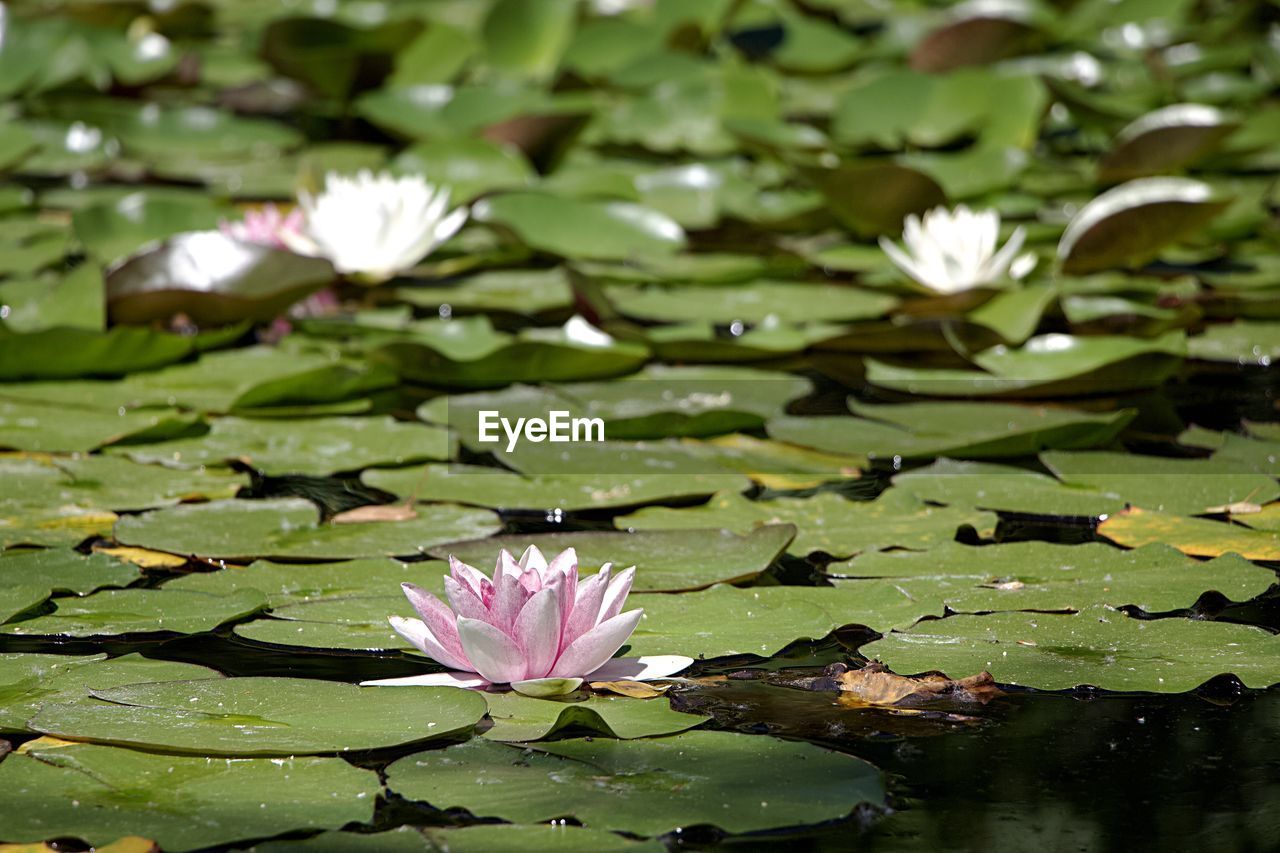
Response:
284,170,467,282
879,205,1036,294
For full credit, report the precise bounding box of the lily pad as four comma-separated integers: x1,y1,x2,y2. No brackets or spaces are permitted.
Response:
430,526,795,592
165,557,444,608
1041,450,1280,516
112,415,454,476
0,549,141,595
1186,320,1280,365
365,463,748,512
799,160,946,238
619,489,996,558
473,192,686,261
0,586,53,624
481,691,704,742
30,677,486,755
1057,178,1231,274
829,541,1275,613
0,399,199,453
1099,104,1238,184
394,267,572,317
0,326,199,381
769,401,1134,461
421,825,664,853
0,741,379,851
0,653,222,733
685,433,863,489
605,281,897,325
106,231,336,328
0,455,243,513
384,731,884,836
893,458,1125,517
114,498,500,561
0,588,267,638
863,608,1280,691
1098,506,1280,560
233,595,422,654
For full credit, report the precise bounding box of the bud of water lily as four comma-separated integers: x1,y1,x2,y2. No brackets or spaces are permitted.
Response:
365,546,692,697
879,205,1037,294
283,170,468,283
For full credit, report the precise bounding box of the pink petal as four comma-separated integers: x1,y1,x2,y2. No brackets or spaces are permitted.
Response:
360,672,488,688
586,655,693,682
562,567,608,648
400,583,467,665
456,616,528,684
511,587,562,679
388,616,473,672
496,549,522,584
443,576,488,622
597,566,634,625
518,545,548,573
488,570,527,634
448,555,489,598
549,608,643,679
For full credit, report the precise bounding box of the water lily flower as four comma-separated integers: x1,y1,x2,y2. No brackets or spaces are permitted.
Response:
879,205,1037,294
363,547,692,697
283,170,467,283
219,204,303,249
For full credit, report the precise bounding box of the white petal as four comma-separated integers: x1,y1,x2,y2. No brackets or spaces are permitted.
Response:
388,616,472,672
549,608,643,679
456,616,527,684
586,655,695,682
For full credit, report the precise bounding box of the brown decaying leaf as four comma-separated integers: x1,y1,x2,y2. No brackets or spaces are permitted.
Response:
590,680,671,698
835,661,1004,708
331,503,419,524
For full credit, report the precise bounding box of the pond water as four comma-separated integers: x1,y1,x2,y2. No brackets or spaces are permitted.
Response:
2,0,1280,850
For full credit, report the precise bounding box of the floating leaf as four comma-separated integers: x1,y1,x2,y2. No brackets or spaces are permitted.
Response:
1099,104,1238,183
106,232,335,328
473,192,685,260
384,731,884,836
0,455,242,512
1099,506,1280,560
431,526,795,592
893,458,1124,517
421,825,663,853
1186,320,1280,365
0,549,141,596
0,741,378,851
864,608,1280,691
620,490,995,558
799,161,946,238
0,588,266,638
0,401,198,453
114,498,500,561
30,678,486,755
1057,178,1230,274
481,691,704,742
605,281,897,325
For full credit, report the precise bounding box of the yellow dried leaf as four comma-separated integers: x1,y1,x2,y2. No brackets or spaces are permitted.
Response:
590,680,671,698
94,546,187,569
331,503,419,524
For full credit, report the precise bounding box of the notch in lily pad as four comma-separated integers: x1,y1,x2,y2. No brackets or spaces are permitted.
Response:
1057,178,1231,274
107,231,336,327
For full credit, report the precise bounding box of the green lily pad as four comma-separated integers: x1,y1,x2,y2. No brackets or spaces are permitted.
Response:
394,267,572,317
30,677,486,755
112,415,454,476
0,741,379,851
481,691,704,742
392,138,535,203
0,588,267,638
829,541,1275,613
1180,427,1280,479
1057,178,1231,274
71,190,234,264
0,455,243,513
422,825,664,853
473,192,685,261
1041,450,1280,516
684,433,863,489
605,281,897,325
799,160,946,238
769,401,1134,461
114,498,500,561
866,331,1187,397
0,548,141,595
374,316,650,389
165,557,443,608
106,231,336,328
432,525,795,592
0,653,222,733
0,399,199,453
619,489,995,558
628,584,942,658
863,608,1280,691
0,265,100,332
0,586,53,624
893,458,1125,517
0,326,200,381
365,463,749,512
233,595,422,654
253,827,435,853
384,731,884,836
1099,506,1280,560
1186,320,1280,365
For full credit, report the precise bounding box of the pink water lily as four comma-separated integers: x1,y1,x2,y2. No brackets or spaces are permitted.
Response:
219,204,303,249
363,547,692,697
